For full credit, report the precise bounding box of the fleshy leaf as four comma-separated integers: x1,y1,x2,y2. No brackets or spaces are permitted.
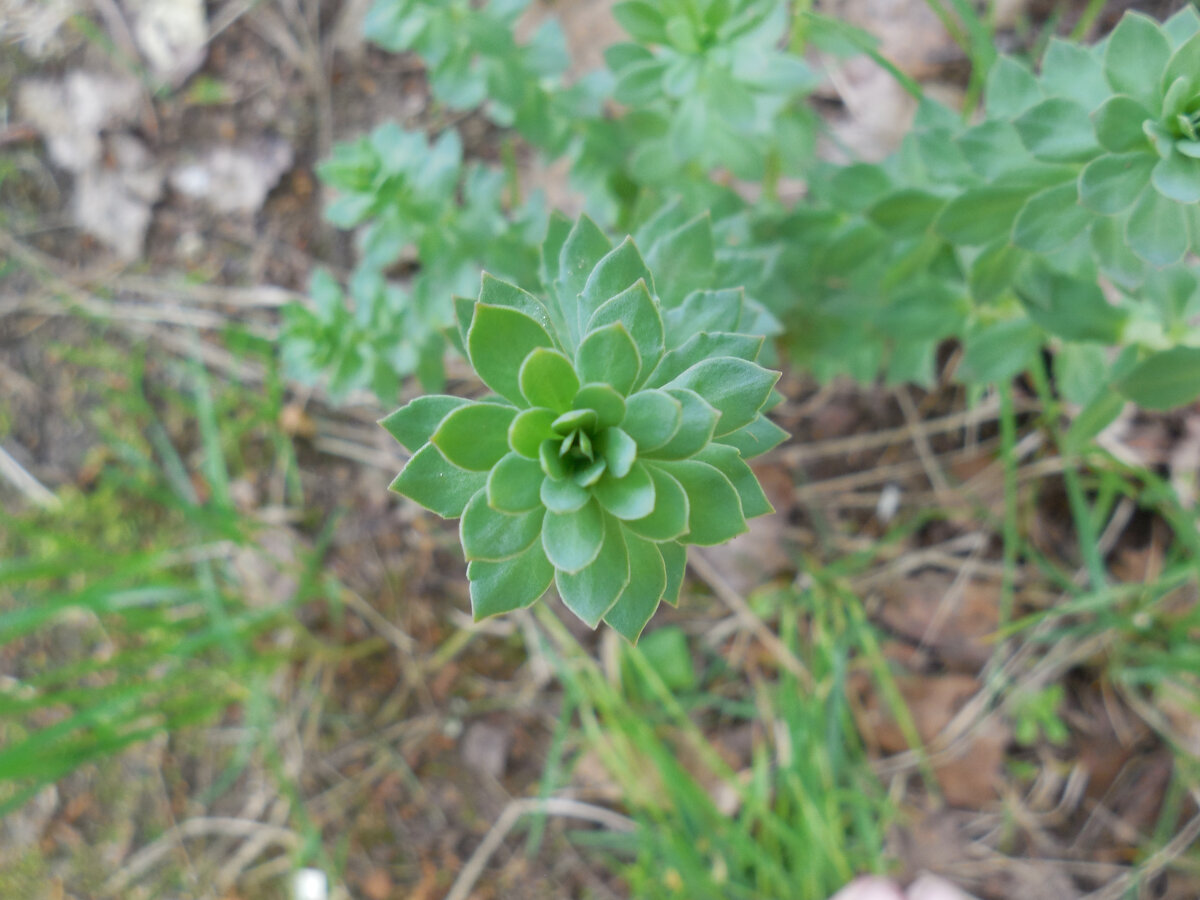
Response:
624,465,690,542
468,303,555,405
603,534,668,642
576,323,642,395
557,215,613,342
1152,150,1200,204
593,460,656,520
519,347,580,412
586,280,666,385
380,395,470,452
543,498,605,573
717,415,790,459
509,407,558,458
1079,152,1156,213
1092,96,1153,153
468,540,555,619
622,389,683,452
694,445,773,519
1162,29,1200,95
1012,182,1093,252
1013,98,1099,163
644,213,716,307
645,388,720,460
556,521,630,627
1103,12,1171,110
572,384,626,428
597,427,638,478
487,452,545,513
390,444,486,518
648,332,764,385
1118,347,1200,410
580,237,655,326
479,273,556,335
1126,186,1189,265
432,403,517,471
541,474,590,513
664,357,780,437
461,490,543,561
659,541,688,607
656,459,748,545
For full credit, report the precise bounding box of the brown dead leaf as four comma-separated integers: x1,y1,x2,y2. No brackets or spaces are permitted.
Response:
361,867,393,900
875,573,1001,670
855,673,1009,807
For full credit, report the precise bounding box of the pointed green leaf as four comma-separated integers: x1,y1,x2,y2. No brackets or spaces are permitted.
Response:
716,415,789,459
593,460,655,520
1092,96,1154,153
1104,12,1171,110
648,332,764,385
1118,347,1200,410
573,457,607,487
659,541,687,606
468,540,554,619
1014,99,1099,163
1126,187,1188,266
666,289,743,342
935,185,1037,246
571,383,626,428
624,464,689,542
389,444,486,518
645,388,720,460
1152,150,1200,204
665,357,780,437
461,490,543,561
432,403,517,471
1162,29,1200,95
519,347,580,412
1012,182,1092,252
541,474,590,513
478,273,556,335
866,190,947,237
959,319,1042,384
553,408,597,434
556,521,630,627
543,498,605,573
1040,37,1110,110
622,389,683,452
586,280,665,385
613,0,668,44
1016,266,1128,344
540,211,572,287
580,237,655,325
1091,213,1146,290
539,438,567,479
645,213,716,307
596,427,637,478
487,452,545,513
657,460,748,545
576,323,641,395
468,304,555,405
694,445,773,519
1164,5,1200,45
557,215,613,342
380,395,469,452
604,534,667,642
509,407,558,458
984,56,1042,119
1079,152,1156,213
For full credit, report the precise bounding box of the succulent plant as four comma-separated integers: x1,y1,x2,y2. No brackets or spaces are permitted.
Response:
381,214,786,641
